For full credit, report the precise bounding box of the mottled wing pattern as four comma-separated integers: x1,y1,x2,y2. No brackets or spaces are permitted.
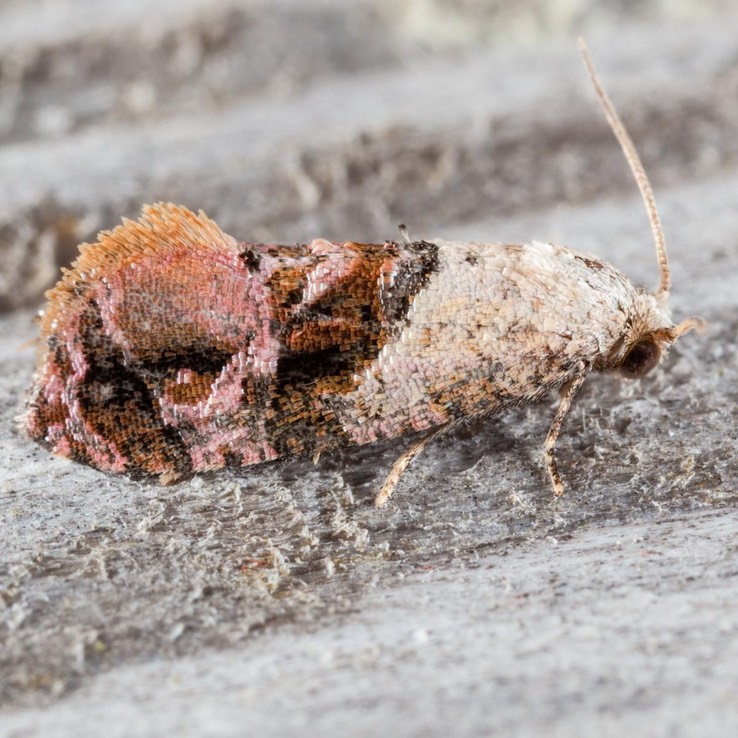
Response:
330,239,635,447
26,204,441,481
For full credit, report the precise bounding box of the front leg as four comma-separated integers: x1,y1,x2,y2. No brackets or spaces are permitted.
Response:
544,366,589,496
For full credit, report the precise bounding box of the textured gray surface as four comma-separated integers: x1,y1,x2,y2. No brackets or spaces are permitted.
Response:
1,1,737,736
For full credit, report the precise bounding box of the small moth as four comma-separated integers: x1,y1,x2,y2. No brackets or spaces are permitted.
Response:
25,41,702,507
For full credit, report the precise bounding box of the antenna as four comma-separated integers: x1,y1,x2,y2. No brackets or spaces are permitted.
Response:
577,38,671,300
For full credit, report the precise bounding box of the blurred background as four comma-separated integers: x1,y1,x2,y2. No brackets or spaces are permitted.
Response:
1,0,736,311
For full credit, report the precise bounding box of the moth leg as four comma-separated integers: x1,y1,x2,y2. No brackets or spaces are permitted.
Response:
544,369,588,497
375,423,451,509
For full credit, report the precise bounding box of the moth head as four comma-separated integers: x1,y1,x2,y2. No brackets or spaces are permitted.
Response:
611,293,705,380
619,338,661,379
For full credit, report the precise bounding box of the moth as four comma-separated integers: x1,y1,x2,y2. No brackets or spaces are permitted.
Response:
25,41,702,507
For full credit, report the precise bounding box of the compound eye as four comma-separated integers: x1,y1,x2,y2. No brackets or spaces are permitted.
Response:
619,340,661,379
